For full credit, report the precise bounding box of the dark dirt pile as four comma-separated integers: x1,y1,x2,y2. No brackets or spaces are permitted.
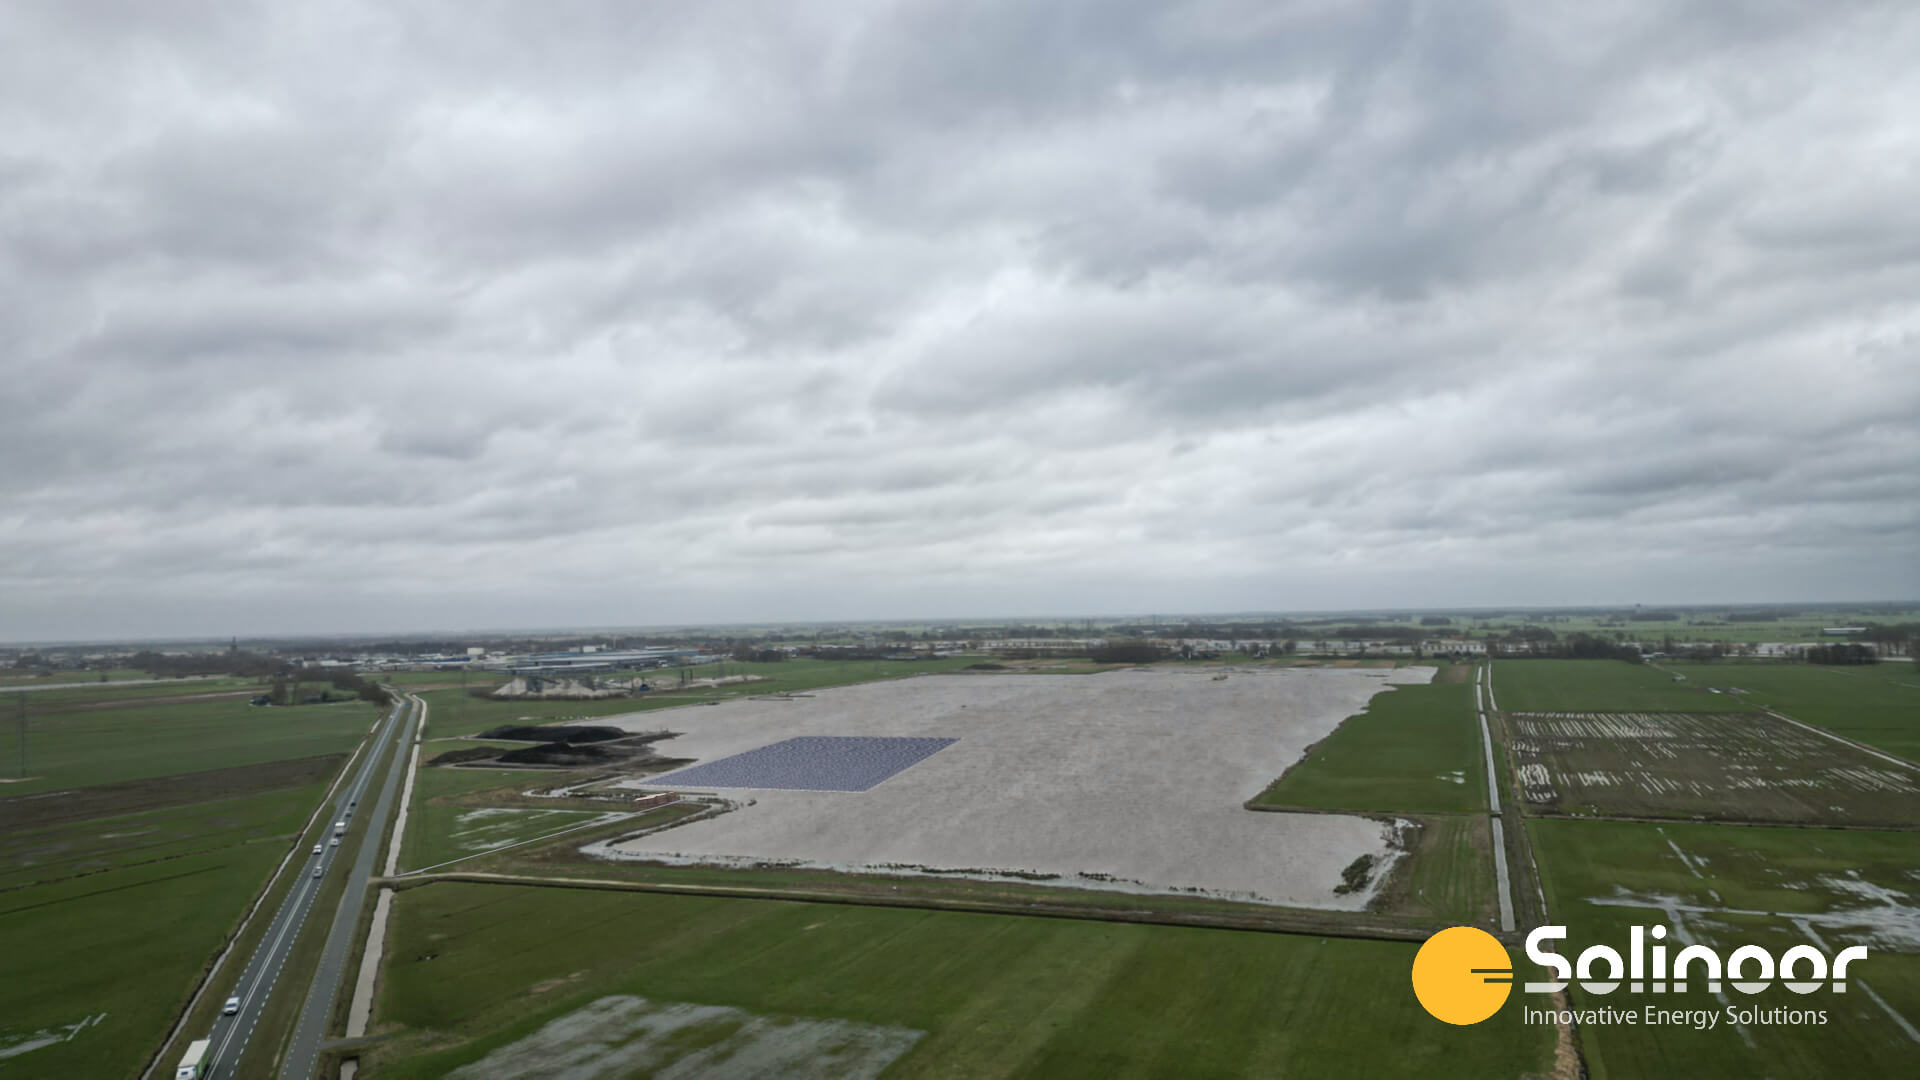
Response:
432,729,688,771
477,725,627,744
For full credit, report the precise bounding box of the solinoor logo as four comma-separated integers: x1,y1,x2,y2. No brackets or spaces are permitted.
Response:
1412,926,1869,1025
1411,926,1513,1025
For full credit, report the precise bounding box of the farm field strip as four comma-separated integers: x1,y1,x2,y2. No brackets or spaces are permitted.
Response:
1752,705,1920,772
0,784,323,1079
1492,659,1746,714
4,694,375,796
1250,671,1486,815
0,783,327,892
365,881,1559,1079
1529,817,1919,1079
408,807,635,873
1663,660,1920,760
1507,710,1918,826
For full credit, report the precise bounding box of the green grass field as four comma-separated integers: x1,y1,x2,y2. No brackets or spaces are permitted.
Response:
1491,660,1748,714
1254,673,1484,814
400,766,607,871
0,667,158,687
3,694,375,795
2,676,262,708
0,782,327,891
1528,817,1918,1079
0,785,320,1078
1384,814,1497,927
0,684,376,1076
1663,661,1920,760
407,793,619,871
369,882,1558,1079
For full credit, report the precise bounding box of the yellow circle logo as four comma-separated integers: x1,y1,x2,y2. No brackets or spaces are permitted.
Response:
1412,926,1513,1025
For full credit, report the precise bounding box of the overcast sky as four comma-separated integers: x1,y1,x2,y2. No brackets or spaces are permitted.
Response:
4,1,1917,641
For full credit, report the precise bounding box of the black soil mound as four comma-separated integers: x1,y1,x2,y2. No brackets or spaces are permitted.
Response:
495,741,668,767
477,724,627,744
427,747,505,766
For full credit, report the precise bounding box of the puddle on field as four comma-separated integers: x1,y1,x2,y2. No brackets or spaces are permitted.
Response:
1587,879,1920,953
449,808,623,853
0,1013,106,1063
446,995,924,1080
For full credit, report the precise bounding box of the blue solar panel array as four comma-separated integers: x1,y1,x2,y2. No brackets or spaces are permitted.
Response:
654,735,958,792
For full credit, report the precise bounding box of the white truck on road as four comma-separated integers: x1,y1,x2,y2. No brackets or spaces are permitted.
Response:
175,1038,210,1079
333,820,347,837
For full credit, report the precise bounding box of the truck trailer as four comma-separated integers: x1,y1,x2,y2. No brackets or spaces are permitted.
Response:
175,1038,210,1079
333,820,346,837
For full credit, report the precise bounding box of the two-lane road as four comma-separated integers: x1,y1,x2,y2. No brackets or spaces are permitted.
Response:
201,694,413,1080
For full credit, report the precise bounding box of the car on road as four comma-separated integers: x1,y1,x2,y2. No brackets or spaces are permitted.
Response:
313,844,323,855
312,865,323,878
222,996,240,1016
329,837,340,847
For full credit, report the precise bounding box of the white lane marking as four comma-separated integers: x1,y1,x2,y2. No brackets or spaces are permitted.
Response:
210,705,408,1077
279,699,418,1080
209,872,317,1066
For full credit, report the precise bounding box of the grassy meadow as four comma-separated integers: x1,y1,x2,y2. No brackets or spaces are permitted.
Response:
369,882,1558,1079
1254,671,1485,814
0,784,324,1078
1663,660,1920,759
1491,660,1749,714
3,692,374,796
1528,817,1919,1080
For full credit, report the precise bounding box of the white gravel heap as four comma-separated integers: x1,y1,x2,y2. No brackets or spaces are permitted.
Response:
600,667,1434,910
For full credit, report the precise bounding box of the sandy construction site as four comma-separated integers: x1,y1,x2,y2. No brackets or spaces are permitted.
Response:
592,667,1433,910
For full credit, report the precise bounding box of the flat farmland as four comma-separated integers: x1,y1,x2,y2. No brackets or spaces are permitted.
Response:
1254,674,1484,814
0,667,153,686
1372,813,1498,927
400,765,593,872
4,692,375,795
1492,659,1750,713
1667,661,1920,760
0,682,374,1075
0,784,322,1077
1529,817,1919,1080
366,881,1557,1079
1508,710,1919,825
0,779,327,890
4,677,262,711
410,805,626,871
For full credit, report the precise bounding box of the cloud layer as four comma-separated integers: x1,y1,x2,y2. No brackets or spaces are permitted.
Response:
5,1,1917,638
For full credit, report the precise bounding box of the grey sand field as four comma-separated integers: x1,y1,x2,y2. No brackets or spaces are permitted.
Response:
597,667,1432,909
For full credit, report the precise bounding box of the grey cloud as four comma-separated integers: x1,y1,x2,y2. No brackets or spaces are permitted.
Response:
2,0,1916,639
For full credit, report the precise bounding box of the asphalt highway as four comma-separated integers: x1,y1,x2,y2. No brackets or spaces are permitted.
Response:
277,694,420,1079
197,695,413,1080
